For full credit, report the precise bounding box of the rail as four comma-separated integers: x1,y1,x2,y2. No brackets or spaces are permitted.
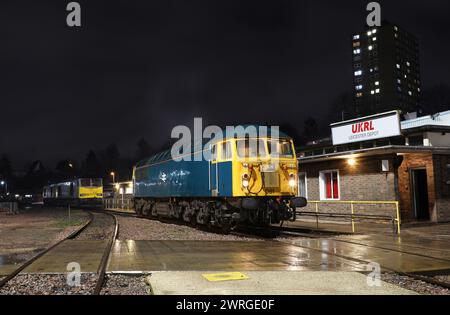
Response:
296,200,401,235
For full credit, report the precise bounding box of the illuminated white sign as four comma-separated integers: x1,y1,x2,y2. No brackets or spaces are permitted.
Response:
331,111,401,145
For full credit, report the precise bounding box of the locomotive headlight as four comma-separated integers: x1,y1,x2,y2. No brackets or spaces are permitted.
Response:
242,173,250,188
288,173,296,188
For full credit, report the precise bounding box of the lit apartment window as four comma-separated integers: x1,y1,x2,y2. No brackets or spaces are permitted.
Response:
394,26,398,31
367,31,372,36
418,87,421,92
356,92,363,98
319,171,340,200
372,29,377,34
406,61,411,67
375,81,379,86
397,79,402,84
355,85,363,90
368,45,373,51
408,91,412,96
353,49,361,55
373,37,377,41
353,41,361,47
375,88,380,94
354,70,362,76
371,90,375,95
396,64,401,69
353,35,360,40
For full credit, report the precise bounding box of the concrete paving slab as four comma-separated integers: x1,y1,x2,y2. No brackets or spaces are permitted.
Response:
108,240,365,272
23,240,107,273
147,271,417,295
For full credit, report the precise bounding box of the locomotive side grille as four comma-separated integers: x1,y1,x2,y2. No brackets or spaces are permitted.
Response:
262,172,279,188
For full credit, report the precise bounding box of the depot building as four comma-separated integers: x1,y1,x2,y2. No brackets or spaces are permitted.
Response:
297,110,450,223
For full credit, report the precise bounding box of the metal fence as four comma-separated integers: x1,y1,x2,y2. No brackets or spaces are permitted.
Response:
0,202,19,214
103,198,133,211
297,200,401,234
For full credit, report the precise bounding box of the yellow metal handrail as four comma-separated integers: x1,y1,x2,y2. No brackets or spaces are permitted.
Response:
303,200,401,234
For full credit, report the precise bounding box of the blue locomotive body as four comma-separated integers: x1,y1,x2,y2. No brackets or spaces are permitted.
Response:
134,154,233,198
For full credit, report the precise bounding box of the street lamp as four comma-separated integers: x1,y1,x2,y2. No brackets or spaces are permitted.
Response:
110,172,116,183
0,181,7,196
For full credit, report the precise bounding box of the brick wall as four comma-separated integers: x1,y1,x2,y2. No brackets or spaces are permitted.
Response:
300,152,450,223
300,154,398,218
433,155,450,222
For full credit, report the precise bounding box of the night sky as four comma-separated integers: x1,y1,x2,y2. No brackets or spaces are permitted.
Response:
1,0,450,169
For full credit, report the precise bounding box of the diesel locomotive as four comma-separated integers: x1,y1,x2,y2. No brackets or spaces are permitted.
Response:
43,178,103,207
133,128,307,232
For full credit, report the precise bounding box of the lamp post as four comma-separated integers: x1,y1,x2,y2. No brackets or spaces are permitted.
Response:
110,172,115,183
0,181,7,197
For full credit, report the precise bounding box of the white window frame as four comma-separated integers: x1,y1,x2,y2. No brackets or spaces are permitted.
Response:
319,170,341,201
298,172,308,199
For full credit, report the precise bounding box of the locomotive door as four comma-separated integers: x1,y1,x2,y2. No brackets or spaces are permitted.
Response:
209,144,219,196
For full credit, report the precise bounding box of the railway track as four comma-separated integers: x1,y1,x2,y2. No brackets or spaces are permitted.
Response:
0,210,119,295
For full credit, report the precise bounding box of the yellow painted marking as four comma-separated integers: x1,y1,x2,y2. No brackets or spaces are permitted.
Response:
202,272,249,282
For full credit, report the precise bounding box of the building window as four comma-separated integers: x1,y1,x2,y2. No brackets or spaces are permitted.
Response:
356,92,363,98
354,70,362,76
353,49,361,55
298,173,308,199
320,171,340,200
396,64,401,69
375,81,379,86
355,85,363,90
353,34,360,40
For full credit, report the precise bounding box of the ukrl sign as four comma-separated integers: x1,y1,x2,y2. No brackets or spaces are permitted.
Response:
331,111,401,146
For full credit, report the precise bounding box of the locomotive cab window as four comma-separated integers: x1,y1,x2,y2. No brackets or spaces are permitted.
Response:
79,179,91,187
268,139,294,158
92,179,102,187
236,139,267,159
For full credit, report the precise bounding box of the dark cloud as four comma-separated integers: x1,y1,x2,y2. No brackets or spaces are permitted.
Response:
0,0,449,169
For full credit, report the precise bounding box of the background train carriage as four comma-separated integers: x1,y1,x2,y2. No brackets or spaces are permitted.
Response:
133,127,307,231
43,178,103,207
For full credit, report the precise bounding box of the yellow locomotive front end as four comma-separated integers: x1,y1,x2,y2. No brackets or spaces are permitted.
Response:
78,178,103,206
231,137,299,198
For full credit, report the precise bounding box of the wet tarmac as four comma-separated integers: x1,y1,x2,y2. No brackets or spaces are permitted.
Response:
283,238,450,273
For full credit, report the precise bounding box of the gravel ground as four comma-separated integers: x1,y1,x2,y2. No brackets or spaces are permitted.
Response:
75,212,115,240
0,273,98,295
381,273,450,295
117,216,261,241
100,274,151,295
